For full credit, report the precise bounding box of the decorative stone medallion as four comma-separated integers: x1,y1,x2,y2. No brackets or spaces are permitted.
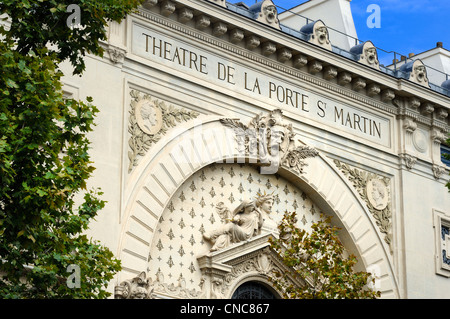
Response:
366,177,389,211
135,98,163,135
412,130,428,153
128,90,199,173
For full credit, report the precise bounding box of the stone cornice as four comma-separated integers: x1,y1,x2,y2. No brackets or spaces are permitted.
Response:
133,7,398,117
134,0,449,129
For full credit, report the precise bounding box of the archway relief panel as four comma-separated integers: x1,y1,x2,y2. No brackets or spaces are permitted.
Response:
116,108,400,298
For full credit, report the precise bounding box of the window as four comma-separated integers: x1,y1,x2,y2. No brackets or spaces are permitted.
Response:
231,281,276,299
434,209,450,277
441,144,450,167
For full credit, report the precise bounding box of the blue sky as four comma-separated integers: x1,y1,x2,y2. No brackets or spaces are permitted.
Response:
235,0,450,66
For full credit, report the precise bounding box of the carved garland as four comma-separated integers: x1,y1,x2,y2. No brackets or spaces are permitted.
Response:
128,90,199,173
333,159,393,254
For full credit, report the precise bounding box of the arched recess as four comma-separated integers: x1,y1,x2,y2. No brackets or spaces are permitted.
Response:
116,115,400,298
231,279,280,299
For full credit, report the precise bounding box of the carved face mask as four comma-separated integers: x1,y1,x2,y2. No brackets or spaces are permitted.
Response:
263,5,277,24
414,65,426,82
365,47,377,65
315,26,329,45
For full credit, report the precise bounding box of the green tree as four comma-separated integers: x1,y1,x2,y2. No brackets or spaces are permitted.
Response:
269,212,380,299
1,0,144,75
0,0,143,298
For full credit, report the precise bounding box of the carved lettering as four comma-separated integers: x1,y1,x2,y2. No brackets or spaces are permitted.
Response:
334,106,382,139
142,32,208,75
136,26,389,145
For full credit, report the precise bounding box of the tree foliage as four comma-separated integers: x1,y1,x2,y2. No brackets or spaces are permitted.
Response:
269,212,381,299
1,0,144,74
0,0,144,298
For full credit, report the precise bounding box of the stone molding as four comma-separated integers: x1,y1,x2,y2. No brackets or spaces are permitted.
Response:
114,270,205,299
134,1,449,130
197,234,291,299
399,153,417,170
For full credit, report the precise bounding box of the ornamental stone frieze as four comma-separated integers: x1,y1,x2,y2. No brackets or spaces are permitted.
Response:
333,159,393,254
197,235,298,299
202,193,277,253
127,90,199,173
114,270,205,299
219,109,319,175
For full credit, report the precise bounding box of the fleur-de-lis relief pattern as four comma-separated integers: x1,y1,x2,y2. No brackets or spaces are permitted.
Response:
147,163,323,292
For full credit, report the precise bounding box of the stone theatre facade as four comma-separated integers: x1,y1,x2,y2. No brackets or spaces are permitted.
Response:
60,0,450,298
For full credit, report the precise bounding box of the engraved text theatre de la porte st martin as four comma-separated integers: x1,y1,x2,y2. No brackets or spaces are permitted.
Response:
132,24,391,147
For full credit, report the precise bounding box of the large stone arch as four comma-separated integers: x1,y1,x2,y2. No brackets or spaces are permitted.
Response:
116,114,400,298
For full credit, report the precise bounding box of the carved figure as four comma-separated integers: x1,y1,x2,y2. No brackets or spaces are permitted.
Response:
366,178,388,211
414,64,427,84
315,26,329,45
365,46,379,66
203,200,263,251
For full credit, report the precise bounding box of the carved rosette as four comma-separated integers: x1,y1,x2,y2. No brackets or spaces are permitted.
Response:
128,90,199,173
220,109,318,175
333,159,393,254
